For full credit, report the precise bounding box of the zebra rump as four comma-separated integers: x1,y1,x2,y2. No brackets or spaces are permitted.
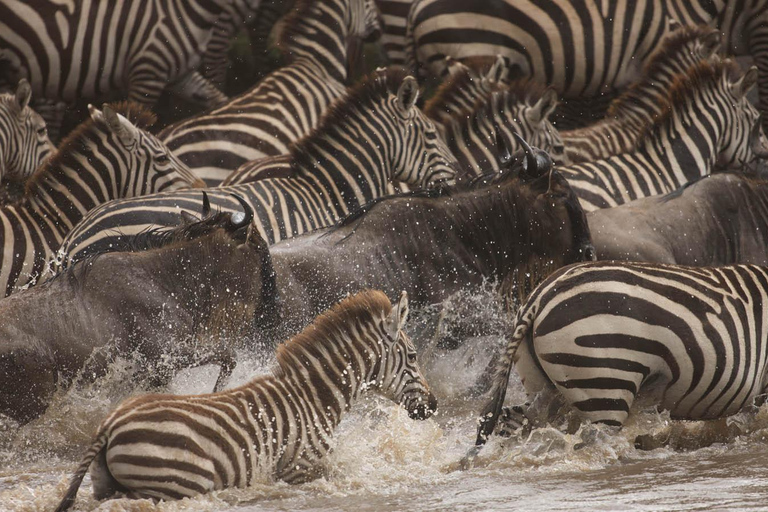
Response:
477,261,768,444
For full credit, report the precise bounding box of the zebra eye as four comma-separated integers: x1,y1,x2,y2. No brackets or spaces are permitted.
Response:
36,127,46,136
156,153,170,164
407,352,417,364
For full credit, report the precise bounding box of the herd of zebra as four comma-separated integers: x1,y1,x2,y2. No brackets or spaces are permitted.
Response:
0,0,767,509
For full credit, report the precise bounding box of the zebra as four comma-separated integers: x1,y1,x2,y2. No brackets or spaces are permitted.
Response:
0,102,204,297
54,68,458,268
0,0,231,136
377,0,414,65
404,0,768,128
475,261,768,446
562,24,722,164
560,58,768,212
53,290,437,509
159,0,382,186
0,79,54,185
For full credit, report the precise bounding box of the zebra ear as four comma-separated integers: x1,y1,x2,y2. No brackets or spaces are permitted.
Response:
731,66,758,98
444,56,468,77
14,79,31,116
387,291,409,336
698,30,721,58
486,55,509,83
397,76,420,112
102,104,138,147
526,88,558,125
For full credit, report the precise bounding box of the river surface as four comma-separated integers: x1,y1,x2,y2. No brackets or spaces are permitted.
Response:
3,293,768,512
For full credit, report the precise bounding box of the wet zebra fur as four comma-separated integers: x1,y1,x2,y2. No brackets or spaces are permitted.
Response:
54,290,437,510
562,25,721,164
476,261,768,445
0,0,230,132
0,79,53,185
560,58,767,212
55,68,457,267
0,102,203,296
159,0,381,186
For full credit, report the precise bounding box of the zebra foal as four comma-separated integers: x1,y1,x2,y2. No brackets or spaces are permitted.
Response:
476,261,768,445
54,290,437,509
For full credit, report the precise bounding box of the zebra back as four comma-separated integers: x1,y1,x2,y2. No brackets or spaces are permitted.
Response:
561,58,766,211
562,25,722,164
0,101,203,296
0,79,54,184
159,0,382,186
53,290,435,506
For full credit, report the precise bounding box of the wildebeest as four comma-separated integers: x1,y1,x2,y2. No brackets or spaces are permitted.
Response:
0,198,276,424
257,141,595,342
589,169,768,265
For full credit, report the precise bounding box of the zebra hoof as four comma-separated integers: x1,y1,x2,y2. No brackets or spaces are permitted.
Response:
496,404,529,437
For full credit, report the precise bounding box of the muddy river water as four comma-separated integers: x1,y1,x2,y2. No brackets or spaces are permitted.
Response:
3,298,768,512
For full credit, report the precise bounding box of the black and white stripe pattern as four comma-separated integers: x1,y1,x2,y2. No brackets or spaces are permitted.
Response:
0,0,230,131
54,290,436,509
562,25,722,164
0,102,203,296
404,0,768,128
159,0,382,186
377,0,414,65
0,79,53,184
55,69,458,267
477,261,768,444
561,59,766,211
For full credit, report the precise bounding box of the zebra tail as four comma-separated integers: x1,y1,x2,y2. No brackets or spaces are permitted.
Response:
475,303,535,446
54,431,109,512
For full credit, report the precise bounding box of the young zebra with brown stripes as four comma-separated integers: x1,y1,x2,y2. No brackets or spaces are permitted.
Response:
54,290,437,509
54,68,457,267
159,0,381,186
562,25,722,164
475,261,768,445
560,58,768,212
0,79,54,186
0,102,203,296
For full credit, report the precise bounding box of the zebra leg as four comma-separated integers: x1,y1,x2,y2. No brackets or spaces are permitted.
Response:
168,71,229,108
496,403,530,437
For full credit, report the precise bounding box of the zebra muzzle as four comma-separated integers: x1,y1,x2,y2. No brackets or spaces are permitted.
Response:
405,392,438,420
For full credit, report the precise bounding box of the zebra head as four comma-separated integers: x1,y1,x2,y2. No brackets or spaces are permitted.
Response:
0,79,54,183
388,75,460,186
716,64,768,166
375,291,438,420
88,103,205,193
490,86,567,166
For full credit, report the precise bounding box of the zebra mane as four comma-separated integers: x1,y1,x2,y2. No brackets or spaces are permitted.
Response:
423,61,504,119
273,290,393,375
273,0,331,56
446,78,551,125
634,58,743,142
23,101,157,198
289,67,413,169
606,24,718,118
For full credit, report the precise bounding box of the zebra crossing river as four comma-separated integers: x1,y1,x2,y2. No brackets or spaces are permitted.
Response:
3,290,768,511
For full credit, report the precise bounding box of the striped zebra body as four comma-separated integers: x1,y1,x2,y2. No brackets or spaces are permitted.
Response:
54,291,436,509
405,0,768,131
377,0,414,64
0,80,54,184
0,102,203,296
55,69,457,267
159,0,381,187
560,59,766,212
562,25,722,164
200,0,263,88
0,0,231,129
477,261,768,444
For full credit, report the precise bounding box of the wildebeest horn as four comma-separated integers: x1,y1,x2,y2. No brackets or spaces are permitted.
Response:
513,132,536,174
202,191,211,218
229,193,253,228
494,123,512,168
